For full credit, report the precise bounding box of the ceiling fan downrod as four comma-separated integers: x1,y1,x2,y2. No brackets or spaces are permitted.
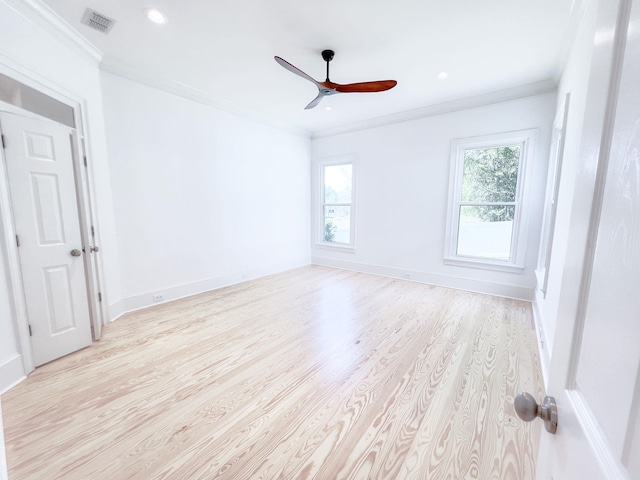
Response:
322,49,334,82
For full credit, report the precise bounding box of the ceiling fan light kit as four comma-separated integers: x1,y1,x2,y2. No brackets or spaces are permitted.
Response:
275,50,397,109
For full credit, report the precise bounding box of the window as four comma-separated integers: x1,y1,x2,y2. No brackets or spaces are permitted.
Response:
445,130,536,271
317,156,356,249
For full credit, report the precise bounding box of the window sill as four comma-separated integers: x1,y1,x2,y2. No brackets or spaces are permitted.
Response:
443,256,525,273
314,242,355,253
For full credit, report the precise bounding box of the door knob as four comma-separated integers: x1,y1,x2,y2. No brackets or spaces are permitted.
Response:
70,249,82,257
514,392,558,434
90,246,100,253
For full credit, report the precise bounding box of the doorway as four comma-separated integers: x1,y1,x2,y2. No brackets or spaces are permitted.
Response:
0,71,104,372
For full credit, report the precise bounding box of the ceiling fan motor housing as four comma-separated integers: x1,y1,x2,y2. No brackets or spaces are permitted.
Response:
321,50,335,62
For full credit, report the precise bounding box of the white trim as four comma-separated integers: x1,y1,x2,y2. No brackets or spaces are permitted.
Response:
2,0,102,64
313,243,356,253
70,129,103,339
444,129,538,271
312,256,534,301
72,94,109,332
107,257,311,322
311,81,557,139
0,353,26,395
0,113,35,375
101,62,555,141
443,257,525,273
566,389,629,479
314,154,358,251
0,401,8,480
531,289,551,388
99,60,309,139
538,93,571,297
0,54,85,119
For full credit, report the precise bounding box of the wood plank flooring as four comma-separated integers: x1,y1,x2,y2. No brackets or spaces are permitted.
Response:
1,266,543,479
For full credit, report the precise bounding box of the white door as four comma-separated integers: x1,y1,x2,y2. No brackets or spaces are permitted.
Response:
0,112,92,366
536,0,640,478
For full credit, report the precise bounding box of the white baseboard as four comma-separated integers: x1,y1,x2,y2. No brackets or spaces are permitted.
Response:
0,353,26,395
107,257,311,322
312,256,535,301
532,290,551,389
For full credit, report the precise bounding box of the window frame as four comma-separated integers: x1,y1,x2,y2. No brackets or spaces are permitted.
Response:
444,129,537,272
537,94,570,296
315,154,357,251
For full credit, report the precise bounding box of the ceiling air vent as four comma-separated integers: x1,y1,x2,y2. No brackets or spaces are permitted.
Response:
81,8,116,34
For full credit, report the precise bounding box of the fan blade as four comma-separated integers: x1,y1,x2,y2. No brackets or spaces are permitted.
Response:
304,92,325,110
327,80,397,93
275,56,324,88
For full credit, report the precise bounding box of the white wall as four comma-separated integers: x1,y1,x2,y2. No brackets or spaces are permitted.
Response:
533,0,598,373
100,72,311,317
311,94,555,300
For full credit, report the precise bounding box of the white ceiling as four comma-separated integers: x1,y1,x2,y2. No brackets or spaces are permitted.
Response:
41,0,576,136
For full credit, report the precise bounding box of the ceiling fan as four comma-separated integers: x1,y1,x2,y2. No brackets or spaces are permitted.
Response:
274,50,397,109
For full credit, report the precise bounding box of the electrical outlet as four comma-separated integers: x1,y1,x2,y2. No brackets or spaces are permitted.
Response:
152,294,164,303
403,273,412,280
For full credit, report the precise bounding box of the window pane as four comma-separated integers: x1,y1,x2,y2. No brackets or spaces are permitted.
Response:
324,164,352,203
324,206,351,244
461,145,520,202
457,205,515,260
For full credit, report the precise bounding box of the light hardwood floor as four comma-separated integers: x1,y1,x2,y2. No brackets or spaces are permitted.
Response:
1,266,543,479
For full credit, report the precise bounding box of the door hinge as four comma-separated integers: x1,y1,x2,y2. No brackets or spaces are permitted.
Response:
1,134,5,149
28,324,32,336
98,292,102,302
83,155,87,167
16,234,20,247
91,226,95,237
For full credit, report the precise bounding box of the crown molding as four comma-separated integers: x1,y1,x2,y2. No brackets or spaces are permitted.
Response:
99,57,555,143
311,79,558,139
3,0,102,64
99,58,310,139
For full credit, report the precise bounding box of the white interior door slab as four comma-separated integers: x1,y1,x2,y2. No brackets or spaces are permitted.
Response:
536,0,640,478
1,112,92,366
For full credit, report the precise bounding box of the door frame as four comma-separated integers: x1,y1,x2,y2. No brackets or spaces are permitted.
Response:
0,60,105,374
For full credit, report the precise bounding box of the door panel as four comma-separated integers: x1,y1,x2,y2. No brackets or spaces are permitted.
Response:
32,173,66,244
0,112,92,366
539,0,640,478
43,265,78,333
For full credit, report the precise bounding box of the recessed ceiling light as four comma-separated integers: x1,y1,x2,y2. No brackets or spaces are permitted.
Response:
438,72,449,80
324,106,333,111
145,8,168,25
